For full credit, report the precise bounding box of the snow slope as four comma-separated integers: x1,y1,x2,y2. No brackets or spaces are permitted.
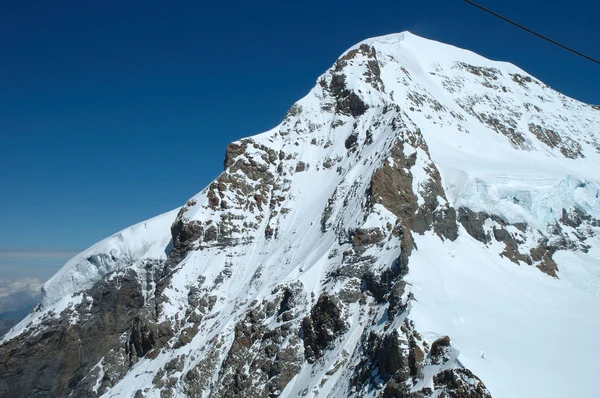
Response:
2,32,599,398
408,232,600,398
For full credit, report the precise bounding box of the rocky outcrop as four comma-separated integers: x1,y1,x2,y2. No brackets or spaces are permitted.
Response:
353,227,386,248
457,207,567,277
216,292,304,397
301,295,347,363
457,208,494,244
369,132,419,222
0,268,163,398
528,123,584,159
433,369,492,398
368,114,457,241
328,74,369,117
429,335,452,365
351,320,479,398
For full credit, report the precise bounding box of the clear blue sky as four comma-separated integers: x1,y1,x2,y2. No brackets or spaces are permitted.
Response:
0,1,598,278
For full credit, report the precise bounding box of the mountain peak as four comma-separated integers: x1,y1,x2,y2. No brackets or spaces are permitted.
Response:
352,30,411,46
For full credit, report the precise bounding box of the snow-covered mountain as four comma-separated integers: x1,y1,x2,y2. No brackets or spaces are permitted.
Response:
1,32,599,398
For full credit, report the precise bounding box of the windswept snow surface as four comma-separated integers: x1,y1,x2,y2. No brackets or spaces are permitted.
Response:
42,208,179,307
3,32,600,397
407,232,600,398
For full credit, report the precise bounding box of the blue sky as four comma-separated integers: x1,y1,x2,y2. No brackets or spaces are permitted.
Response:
0,0,598,280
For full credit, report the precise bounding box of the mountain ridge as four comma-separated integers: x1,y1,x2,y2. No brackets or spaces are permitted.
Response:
1,32,599,398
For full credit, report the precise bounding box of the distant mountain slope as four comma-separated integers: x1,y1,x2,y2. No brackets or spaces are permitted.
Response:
0,279,41,337
1,32,599,398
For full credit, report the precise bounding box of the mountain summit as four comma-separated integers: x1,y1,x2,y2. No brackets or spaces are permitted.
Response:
2,32,599,398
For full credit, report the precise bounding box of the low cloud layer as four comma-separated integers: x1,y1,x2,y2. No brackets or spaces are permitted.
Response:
0,248,79,259
0,277,43,337
0,248,82,336
0,278,43,298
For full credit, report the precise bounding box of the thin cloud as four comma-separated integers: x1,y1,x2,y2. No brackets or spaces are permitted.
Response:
0,277,43,298
0,249,79,259
402,20,441,40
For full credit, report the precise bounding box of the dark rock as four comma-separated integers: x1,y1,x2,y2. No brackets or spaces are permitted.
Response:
171,219,203,253
264,224,274,239
218,302,303,397
457,207,561,277
430,336,451,365
174,324,199,348
408,337,425,378
295,161,307,172
328,74,369,117
204,225,218,242
345,132,359,150
353,227,385,247
329,74,347,96
353,320,428,396
369,131,457,241
528,123,562,149
277,287,294,317
430,336,450,355
301,295,346,362
560,207,591,228
510,73,533,86
433,368,492,398
560,138,584,159
458,208,491,244
528,124,583,159
492,227,511,242
432,207,458,242
369,140,418,222
285,103,303,118
388,281,407,319
457,62,501,80
320,189,338,232
224,141,249,169
0,269,155,398
341,92,369,117
379,332,410,380
362,256,409,305
129,316,158,360
533,249,559,278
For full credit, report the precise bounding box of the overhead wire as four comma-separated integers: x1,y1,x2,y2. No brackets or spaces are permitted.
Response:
463,0,600,65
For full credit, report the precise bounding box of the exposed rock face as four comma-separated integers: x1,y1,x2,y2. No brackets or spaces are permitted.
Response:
368,117,458,241
456,204,599,278
353,227,386,247
2,32,600,398
433,369,492,398
0,268,160,398
528,123,584,159
350,324,490,398
328,74,369,118
301,295,347,363
430,335,452,365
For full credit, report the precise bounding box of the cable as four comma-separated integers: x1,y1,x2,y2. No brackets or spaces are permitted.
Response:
463,0,600,65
